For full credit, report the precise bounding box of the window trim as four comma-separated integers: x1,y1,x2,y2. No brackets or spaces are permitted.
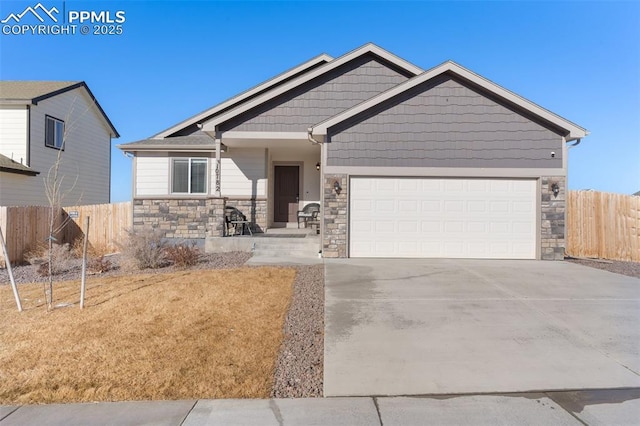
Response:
171,157,208,194
45,115,65,150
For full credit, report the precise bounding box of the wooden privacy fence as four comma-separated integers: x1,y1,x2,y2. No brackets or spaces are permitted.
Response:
0,202,131,265
567,191,640,262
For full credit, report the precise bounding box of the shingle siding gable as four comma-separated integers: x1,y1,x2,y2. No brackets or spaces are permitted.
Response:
221,55,411,132
327,77,563,168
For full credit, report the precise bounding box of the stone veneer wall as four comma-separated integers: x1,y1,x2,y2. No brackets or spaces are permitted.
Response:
541,176,566,260
225,198,267,232
323,174,348,258
133,198,226,239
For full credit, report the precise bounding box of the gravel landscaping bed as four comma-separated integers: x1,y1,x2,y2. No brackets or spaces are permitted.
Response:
0,251,253,285
566,257,640,279
271,264,324,398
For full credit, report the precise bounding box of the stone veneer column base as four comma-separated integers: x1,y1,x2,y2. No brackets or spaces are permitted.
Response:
323,174,348,258
540,177,566,260
133,198,226,240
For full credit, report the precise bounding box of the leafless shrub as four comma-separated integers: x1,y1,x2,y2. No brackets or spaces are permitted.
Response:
118,228,168,270
24,243,48,265
88,255,113,274
35,243,75,276
165,242,202,268
72,238,112,259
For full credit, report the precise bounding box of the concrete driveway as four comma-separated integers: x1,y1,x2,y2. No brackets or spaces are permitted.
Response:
324,259,640,396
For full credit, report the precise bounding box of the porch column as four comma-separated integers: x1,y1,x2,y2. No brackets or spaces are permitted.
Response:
214,137,221,197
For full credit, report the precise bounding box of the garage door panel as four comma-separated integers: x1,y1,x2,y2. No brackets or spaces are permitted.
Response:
375,221,395,233
398,179,419,192
350,177,536,259
445,180,464,191
398,200,418,212
421,200,441,212
398,221,418,233
351,199,373,211
489,201,510,213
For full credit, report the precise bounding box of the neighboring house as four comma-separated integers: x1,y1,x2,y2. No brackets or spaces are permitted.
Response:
118,43,588,260
0,81,119,207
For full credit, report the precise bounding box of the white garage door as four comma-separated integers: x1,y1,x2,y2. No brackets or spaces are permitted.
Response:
349,177,537,259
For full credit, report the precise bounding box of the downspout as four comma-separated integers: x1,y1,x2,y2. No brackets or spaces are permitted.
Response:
307,127,323,145
564,137,581,259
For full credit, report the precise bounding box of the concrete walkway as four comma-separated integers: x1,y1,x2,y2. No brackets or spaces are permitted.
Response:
2,389,639,425
325,259,640,396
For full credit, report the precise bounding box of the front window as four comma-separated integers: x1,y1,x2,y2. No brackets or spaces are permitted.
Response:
45,116,65,149
172,158,207,194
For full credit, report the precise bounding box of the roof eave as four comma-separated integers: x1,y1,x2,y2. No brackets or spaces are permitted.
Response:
0,166,40,176
312,60,588,139
0,99,32,106
152,53,335,139
202,43,424,132
0,82,119,138
117,144,217,153
76,82,120,138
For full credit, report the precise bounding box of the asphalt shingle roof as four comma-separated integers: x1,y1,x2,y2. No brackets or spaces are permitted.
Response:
0,153,39,175
0,81,80,101
119,133,216,149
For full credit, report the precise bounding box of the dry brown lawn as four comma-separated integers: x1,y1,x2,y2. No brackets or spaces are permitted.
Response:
0,267,296,404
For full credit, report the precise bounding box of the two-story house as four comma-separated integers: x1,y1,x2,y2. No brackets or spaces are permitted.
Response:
0,81,119,207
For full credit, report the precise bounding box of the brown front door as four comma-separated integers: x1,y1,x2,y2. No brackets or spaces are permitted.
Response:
274,165,299,222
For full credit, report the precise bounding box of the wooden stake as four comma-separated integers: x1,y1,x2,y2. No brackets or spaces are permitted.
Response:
80,216,89,309
0,226,22,312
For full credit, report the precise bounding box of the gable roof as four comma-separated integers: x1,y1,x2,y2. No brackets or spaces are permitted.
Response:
201,43,424,132
153,53,334,139
312,61,588,141
0,153,39,176
0,80,120,138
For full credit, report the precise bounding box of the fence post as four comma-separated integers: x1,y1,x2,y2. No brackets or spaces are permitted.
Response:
80,216,90,309
0,226,22,312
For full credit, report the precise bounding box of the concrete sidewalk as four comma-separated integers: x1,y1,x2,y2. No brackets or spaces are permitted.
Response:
2,389,639,425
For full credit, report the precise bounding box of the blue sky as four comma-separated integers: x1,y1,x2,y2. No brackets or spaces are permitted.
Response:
1,1,638,202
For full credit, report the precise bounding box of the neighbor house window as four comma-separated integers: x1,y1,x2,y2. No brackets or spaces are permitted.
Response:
45,115,65,149
172,158,207,194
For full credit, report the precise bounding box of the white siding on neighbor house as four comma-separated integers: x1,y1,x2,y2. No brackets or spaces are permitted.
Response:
0,106,28,165
135,153,169,196
0,172,45,206
219,149,267,197
22,87,112,206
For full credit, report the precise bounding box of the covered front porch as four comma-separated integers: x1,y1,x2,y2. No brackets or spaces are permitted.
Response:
213,132,322,232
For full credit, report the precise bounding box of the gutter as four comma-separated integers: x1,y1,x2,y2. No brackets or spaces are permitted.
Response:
567,138,582,149
307,127,323,145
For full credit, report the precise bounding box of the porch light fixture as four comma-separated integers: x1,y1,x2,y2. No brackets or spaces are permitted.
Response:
551,182,560,198
316,162,321,171
333,180,342,194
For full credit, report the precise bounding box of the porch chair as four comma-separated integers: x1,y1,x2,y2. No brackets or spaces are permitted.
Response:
297,203,320,229
225,206,253,236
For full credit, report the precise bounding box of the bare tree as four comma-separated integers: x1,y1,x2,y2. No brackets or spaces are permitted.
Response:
42,97,92,310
